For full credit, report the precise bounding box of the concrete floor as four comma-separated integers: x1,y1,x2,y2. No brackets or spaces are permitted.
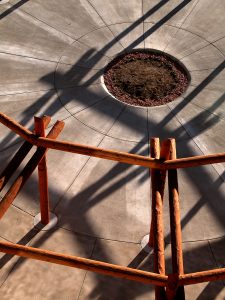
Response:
0,0,225,299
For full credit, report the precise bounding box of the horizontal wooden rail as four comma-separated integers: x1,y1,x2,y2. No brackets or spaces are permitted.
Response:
179,268,225,285
1,112,225,297
1,112,225,170
0,241,168,286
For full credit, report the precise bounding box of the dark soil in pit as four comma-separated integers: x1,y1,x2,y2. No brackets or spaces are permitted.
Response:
103,50,190,107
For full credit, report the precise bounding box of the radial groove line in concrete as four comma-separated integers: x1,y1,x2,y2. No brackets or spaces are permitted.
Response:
1,0,225,298
86,0,126,51
52,105,126,212
163,0,200,52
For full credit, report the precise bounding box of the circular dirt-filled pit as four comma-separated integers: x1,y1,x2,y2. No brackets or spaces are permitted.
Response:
103,50,190,107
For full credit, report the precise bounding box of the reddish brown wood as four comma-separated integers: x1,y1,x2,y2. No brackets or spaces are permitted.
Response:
41,115,51,129
32,141,225,169
0,240,168,286
0,141,32,191
149,140,171,246
34,116,50,225
150,138,166,300
179,268,225,285
2,112,225,296
2,112,225,170
0,120,64,219
166,139,185,299
0,116,50,193
0,112,32,140
166,274,180,300
149,138,160,247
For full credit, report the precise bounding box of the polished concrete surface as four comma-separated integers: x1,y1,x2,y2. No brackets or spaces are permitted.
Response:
0,0,225,299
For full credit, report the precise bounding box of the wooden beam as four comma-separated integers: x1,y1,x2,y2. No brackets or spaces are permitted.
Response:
0,240,168,286
149,139,171,244
149,139,172,247
39,115,51,129
149,138,160,247
0,120,64,219
2,112,225,170
34,116,51,225
166,139,185,300
150,138,166,300
0,116,51,192
179,268,225,285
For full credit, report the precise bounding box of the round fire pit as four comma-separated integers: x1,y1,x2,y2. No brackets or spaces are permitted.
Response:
103,49,190,107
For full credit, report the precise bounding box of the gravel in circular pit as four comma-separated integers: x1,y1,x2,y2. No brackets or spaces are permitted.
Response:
103,50,190,107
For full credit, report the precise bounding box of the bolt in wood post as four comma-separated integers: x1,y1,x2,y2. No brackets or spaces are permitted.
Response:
166,138,185,299
34,116,51,225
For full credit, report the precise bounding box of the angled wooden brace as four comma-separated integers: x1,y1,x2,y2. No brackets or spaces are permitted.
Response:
0,118,64,220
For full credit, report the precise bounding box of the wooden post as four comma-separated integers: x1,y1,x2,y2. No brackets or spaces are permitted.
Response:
150,138,166,300
3,111,225,293
166,139,185,299
34,116,51,225
0,120,64,220
149,138,160,247
149,140,171,246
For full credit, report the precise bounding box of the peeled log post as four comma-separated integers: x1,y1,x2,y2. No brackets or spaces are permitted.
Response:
150,138,166,300
166,139,185,300
34,116,51,225
149,140,171,246
0,120,64,219
149,138,160,247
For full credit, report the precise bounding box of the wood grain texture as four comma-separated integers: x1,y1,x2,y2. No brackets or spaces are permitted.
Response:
0,240,168,286
166,139,185,299
34,116,50,225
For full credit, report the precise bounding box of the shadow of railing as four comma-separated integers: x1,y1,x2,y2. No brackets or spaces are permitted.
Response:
0,1,225,299
0,0,30,21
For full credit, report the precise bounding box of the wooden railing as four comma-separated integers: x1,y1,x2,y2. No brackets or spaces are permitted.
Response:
0,112,225,299
1,112,225,170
